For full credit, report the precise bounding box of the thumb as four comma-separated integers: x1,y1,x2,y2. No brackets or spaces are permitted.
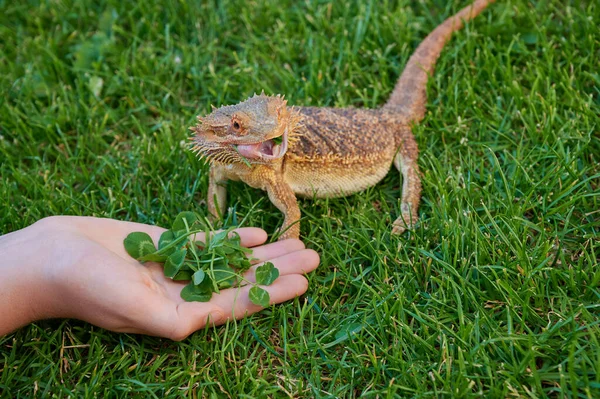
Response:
168,302,225,341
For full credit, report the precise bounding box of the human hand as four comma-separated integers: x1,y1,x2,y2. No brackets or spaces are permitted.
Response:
0,216,319,339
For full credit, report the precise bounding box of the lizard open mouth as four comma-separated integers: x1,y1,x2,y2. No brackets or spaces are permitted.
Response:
234,127,288,161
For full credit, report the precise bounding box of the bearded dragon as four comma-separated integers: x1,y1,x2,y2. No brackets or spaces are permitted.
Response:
191,0,495,240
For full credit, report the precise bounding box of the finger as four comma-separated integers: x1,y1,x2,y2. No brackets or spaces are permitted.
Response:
54,216,166,243
210,275,309,323
73,216,267,261
66,217,168,257
111,221,266,250
229,228,268,248
131,274,309,338
244,249,320,283
159,245,318,301
53,216,267,250
248,239,305,264
185,227,268,250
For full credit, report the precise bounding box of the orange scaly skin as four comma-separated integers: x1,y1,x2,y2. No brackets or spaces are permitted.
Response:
191,0,495,240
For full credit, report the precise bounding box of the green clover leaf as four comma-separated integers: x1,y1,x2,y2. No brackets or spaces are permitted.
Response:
255,262,279,286
123,232,157,260
249,286,270,307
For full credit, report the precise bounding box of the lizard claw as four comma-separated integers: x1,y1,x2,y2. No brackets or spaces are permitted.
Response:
391,222,407,235
392,212,416,235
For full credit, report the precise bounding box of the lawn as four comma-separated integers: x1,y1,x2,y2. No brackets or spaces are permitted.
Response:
1,0,599,397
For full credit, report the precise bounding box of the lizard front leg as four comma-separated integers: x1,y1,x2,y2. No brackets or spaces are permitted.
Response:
262,171,301,240
207,166,227,220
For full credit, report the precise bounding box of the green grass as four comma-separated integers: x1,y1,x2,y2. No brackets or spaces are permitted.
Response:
1,0,599,396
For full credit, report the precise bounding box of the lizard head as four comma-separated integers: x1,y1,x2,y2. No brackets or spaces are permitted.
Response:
190,93,300,166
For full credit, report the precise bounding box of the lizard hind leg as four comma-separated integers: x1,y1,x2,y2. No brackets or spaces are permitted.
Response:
392,131,422,235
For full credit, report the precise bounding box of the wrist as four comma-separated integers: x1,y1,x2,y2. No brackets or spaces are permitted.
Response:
0,220,61,335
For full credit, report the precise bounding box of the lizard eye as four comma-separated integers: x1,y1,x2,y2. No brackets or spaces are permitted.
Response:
229,116,245,135
230,118,246,135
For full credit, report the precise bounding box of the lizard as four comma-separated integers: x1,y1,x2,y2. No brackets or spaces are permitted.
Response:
190,0,495,240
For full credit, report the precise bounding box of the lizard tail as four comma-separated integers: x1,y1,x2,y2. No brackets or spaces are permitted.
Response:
382,0,495,122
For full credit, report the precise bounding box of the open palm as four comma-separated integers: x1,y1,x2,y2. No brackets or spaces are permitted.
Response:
5,216,319,340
